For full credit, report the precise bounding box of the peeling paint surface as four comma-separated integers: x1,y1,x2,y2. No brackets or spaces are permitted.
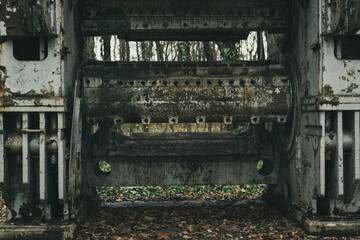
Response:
0,38,62,96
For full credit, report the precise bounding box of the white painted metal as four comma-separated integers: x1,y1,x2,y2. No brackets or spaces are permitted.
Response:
22,113,30,184
319,112,326,196
0,39,62,97
354,111,360,181
39,113,47,201
58,113,66,202
336,111,344,196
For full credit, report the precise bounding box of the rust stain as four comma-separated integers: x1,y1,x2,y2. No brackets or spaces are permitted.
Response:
347,69,355,77
319,96,340,106
0,65,12,98
341,83,359,93
34,99,41,106
323,84,334,95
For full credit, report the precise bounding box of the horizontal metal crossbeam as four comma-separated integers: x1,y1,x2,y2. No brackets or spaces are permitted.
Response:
82,61,291,123
81,0,290,39
90,132,277,186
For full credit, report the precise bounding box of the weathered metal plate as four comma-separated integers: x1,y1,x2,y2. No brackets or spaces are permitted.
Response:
81,0,290,39
91,156,278,186
89,131,277,186
82,62,291,123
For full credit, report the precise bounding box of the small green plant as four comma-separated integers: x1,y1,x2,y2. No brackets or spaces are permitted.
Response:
98,161,111,173
256,160,264,171
97,185,266,201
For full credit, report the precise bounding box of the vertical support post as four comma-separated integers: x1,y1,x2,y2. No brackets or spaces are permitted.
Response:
345,111,360,201
58,113,66,202
39,113,47,201
0,114,4,183
319,112,326,196
336,111,344,197
354,111,360,181
22,113,30,184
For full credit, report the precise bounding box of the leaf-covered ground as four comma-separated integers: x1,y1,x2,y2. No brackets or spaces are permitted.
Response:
97,185,265,202
76,186,360,239
76,203,360,240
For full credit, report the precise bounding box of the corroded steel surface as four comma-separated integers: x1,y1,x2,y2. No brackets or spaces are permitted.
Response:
81,0,290,39
83,62,291,123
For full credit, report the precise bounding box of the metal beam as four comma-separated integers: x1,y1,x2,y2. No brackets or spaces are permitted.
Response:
81,0,290,39
83,62,291,123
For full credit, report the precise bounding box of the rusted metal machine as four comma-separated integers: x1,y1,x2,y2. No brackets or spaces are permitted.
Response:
0,0,360,232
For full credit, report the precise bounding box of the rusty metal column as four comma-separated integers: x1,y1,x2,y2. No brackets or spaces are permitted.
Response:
39,113,50,219
58,112,68,218
22,113,30,185
335,111,344,197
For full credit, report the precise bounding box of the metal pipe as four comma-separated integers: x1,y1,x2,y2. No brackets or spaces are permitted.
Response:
325,130,353,152
5,134,58,155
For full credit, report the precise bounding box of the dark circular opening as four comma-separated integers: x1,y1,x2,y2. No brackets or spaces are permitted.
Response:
152,81,157,86
207,81,212,85
240,80,245,86
183,23,188,27
218,80,223,85
171,118,176,123
185,81,190,85
196,81,201,85
118,81,123,86
252,117,258,123
129,81,134,86
115,119,122,124
251,80,256,85
85,79,90,84
141,81,146,86
198,118,204,123
163,81,167,86
226,118,231,123
144,118,149,123
174,81,179,86
257,159,274,176
229,80,234,85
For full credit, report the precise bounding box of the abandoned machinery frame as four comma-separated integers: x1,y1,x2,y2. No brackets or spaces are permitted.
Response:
0,0,360,232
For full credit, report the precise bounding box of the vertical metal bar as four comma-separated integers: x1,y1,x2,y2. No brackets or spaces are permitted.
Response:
354,111,360,180
58,113,66,202
39,113,47,201
319,112,326,196
336,111,344,196
0,114,4,183
22,113,30,184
